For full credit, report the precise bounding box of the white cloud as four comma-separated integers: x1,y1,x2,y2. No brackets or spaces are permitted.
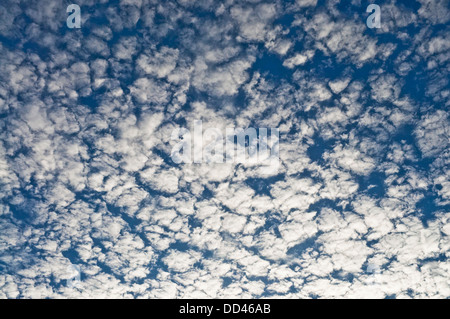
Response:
0,0,448,300
283,53,308,68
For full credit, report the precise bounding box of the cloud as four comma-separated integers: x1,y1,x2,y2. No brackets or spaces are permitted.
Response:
283,53,308,68
415,110,449,158
0,0,449,299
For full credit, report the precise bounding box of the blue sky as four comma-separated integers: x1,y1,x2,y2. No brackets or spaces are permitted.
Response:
0,0,449,298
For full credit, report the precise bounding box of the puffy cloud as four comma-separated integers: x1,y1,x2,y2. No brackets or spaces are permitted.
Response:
0,0,448,300
283,53,309,68
415,110,449,158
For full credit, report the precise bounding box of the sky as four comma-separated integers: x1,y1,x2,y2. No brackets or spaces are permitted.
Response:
0,0,449,299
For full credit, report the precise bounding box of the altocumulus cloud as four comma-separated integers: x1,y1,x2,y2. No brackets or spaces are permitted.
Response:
0,0,449,299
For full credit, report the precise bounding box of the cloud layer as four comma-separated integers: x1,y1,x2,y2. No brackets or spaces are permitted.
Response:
0,0,449,299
